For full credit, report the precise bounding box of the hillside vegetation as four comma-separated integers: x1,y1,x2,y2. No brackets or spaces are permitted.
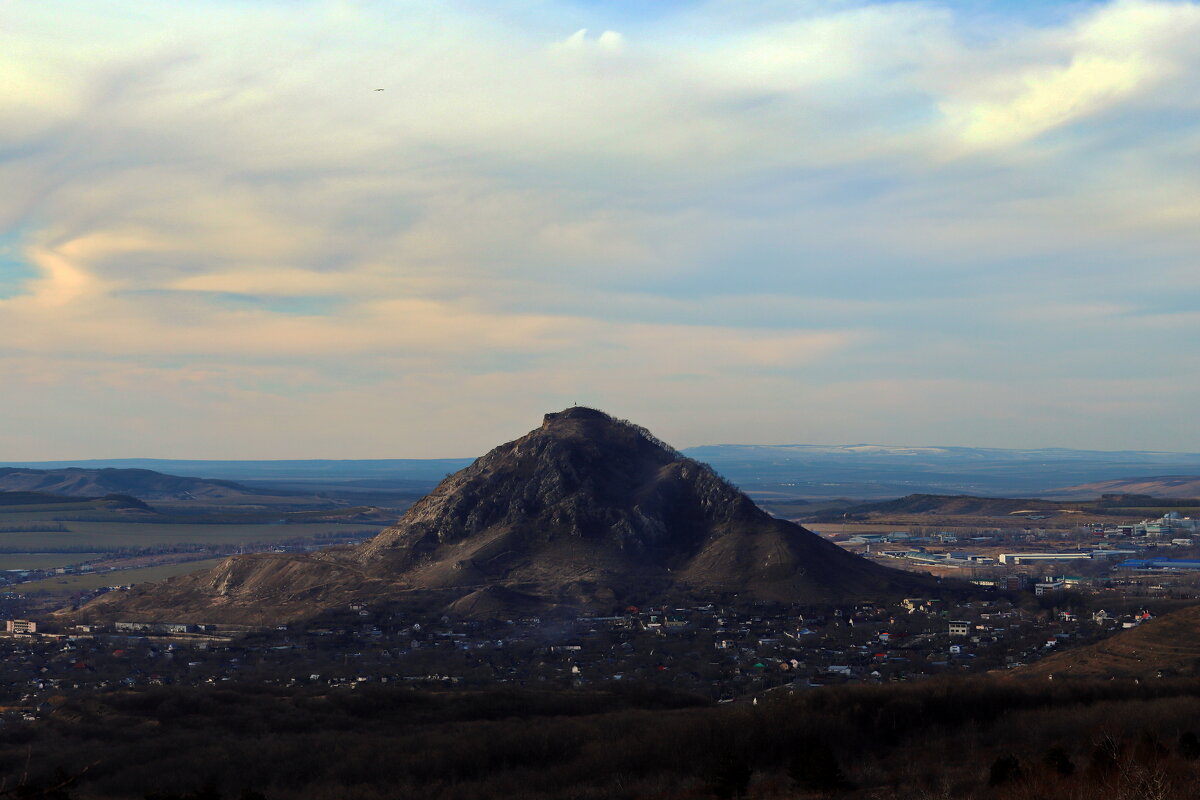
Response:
8,679,1200,799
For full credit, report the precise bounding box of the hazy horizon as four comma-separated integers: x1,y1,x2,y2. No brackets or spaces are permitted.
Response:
3,1,1199,459
8,437,1200,465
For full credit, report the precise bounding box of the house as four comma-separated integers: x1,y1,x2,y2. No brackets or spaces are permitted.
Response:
999,553,1090,565
114,621,193,635
5,620,36,634
1004,575,1028,591
901,598,937,613
948,620,970,637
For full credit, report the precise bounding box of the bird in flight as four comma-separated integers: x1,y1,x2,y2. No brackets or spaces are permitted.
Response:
374,88,385,91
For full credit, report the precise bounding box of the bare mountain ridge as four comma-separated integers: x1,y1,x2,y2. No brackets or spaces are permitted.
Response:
0,467,259,502
810,494,1066,520
1049,475,1200,500
18,445,1200,500
0,490,150,509
805,492,1200,524
75,408,936,624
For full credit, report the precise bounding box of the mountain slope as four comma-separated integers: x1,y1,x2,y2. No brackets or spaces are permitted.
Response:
74,408,939,624
1014,605,1200,680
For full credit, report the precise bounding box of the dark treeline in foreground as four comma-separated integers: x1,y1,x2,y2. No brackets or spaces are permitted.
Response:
5,678,1200,799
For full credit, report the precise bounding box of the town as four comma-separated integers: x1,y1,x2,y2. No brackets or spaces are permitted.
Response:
0,509,1194,721
0,584,1167,722
819,510,1200,599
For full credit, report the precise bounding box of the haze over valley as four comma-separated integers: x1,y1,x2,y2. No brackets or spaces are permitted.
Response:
10,441,1200,502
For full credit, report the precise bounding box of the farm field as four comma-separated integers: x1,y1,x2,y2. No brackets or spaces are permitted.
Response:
18,558,227,593
0,521,384,552
0,553,104,571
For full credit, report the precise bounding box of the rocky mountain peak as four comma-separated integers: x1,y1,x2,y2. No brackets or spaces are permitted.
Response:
534,406,680,458
542,405,611,427
357,407,743,564
76,408,939,624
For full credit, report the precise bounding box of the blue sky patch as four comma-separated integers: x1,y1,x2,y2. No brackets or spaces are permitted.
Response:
0,229,36,300
117,289,342,317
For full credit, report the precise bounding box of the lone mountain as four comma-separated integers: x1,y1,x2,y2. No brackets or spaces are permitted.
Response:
75,408,938,624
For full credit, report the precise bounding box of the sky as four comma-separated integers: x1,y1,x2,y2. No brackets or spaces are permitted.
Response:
1,0,1198,458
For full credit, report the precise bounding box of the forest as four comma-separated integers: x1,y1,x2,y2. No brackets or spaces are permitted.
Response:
3,677,1200,799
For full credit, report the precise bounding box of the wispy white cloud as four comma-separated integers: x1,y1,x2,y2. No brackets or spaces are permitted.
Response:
937,1,1200,150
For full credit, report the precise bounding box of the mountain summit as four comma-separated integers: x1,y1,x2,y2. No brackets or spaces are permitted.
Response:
76,408,935,623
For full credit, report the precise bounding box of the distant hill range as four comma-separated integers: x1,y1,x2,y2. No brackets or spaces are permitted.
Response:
811,494,1067,519
686,444,1200,499
71,408,939,624
12,445,1200,501
0,467,260,502
1047,476,1200,500
1015,604,1200,681
804,493,1200,523
0,458,474,485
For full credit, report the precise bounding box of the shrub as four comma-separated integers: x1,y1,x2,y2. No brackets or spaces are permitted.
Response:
988,755,1022,787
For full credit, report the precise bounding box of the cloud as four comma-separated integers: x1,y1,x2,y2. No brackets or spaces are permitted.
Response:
0,0,1199,457
938,0,1200,149
553,28,625,53
947,54,1148,148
